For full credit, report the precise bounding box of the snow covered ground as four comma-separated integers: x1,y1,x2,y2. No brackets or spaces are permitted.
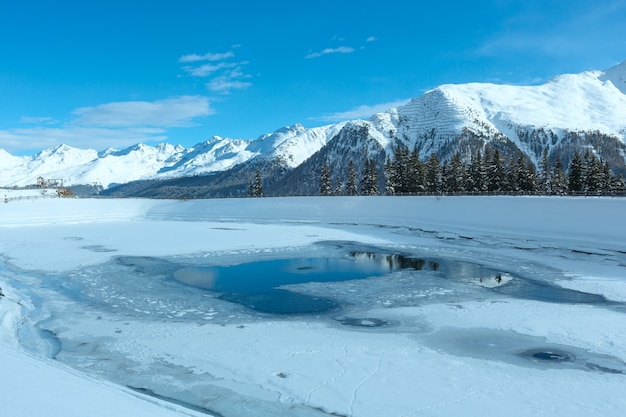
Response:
1,196,625,417
1,187,60,202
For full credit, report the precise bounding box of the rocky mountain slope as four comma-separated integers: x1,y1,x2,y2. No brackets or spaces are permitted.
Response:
2,60,625,196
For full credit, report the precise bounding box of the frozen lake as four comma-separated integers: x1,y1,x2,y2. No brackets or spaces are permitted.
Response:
1,196,626,417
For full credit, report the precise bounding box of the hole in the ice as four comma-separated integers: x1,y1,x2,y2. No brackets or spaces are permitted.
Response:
82,245,118,253
100,245,611,320
172,252,430,315
520,348,575,363
334,316,389,327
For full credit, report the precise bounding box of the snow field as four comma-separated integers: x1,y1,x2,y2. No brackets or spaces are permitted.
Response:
1,195,625,417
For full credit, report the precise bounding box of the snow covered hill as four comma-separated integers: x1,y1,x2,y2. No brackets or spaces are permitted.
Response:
0,124,344,189
1,60,625,191
388,60,626,164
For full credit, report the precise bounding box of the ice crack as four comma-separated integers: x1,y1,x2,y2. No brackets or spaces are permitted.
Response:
349,350,385,417
305,346,348,406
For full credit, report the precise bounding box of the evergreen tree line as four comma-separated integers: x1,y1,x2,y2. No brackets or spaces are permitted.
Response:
247,168,264,197
318,145,625,197
319,159,380,196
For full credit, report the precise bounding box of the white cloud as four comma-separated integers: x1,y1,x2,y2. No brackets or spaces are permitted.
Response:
19,116,57,125
366,36,377,42
178,51,235,63
207,79,253,93
178,50,254,94
206,69,252,94
71,96,213,128
315,99,411,122
0,126,168,154
0,96,213,153
207,77,252,94
305,46,355,59
182,62,237,77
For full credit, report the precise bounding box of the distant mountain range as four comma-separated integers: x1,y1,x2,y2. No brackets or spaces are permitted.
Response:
2,60,625,197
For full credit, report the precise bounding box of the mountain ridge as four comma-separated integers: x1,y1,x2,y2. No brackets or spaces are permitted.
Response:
2,60,625,194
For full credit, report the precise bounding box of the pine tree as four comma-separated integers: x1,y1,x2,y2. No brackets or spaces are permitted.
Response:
515,156,537,193
445,152,465,192
425,153,442,192
551,156,568,195
612,174,626,193
408,146,424,192
346,160,359,196
253,168,263,197
370,159,379,195
392,145,409,193
334,176,344,196
538,148,551,194
384,155,396,195
505,157,518,192
466,149,483,192
568,152,584,192
360,159,378,195
601,161,612,193
441,160,449,193
582,150,603,193
360,159,372,195
319,161,333,196
525,161,537,193
481,148,492,192
486,149,504,192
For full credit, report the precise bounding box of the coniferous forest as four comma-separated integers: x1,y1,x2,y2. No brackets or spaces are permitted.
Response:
316,146,626,197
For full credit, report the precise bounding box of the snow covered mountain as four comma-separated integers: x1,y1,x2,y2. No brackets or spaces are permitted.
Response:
0,123,343,188
1,60,625,193
386,60,626,165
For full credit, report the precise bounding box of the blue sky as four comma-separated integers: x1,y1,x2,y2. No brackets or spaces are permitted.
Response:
1,0,626,155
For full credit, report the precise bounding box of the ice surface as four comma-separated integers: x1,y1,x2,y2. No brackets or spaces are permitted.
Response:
1,196,626,417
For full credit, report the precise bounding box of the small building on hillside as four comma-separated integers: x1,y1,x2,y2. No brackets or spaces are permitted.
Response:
37,176,64,188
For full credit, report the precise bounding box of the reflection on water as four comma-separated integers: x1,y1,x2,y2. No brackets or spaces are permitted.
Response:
174,253,437,292
37,241,611,322
172,253,434,314
110,245,611,316
6,241,624,417
349,252,440,271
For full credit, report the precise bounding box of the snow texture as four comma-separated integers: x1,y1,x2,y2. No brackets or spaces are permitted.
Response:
1,195,625,417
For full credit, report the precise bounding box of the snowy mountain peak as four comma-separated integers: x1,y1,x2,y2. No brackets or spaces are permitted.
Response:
274,123,307,136
390,65,626,149
156,142,184,153
248,124,312,156
254,124,307,143
600,59,626,94
98,147,118,158
2,61,626,192
35,143,75,158
51,143,73,153
33,144,98,165
0,148,22,169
